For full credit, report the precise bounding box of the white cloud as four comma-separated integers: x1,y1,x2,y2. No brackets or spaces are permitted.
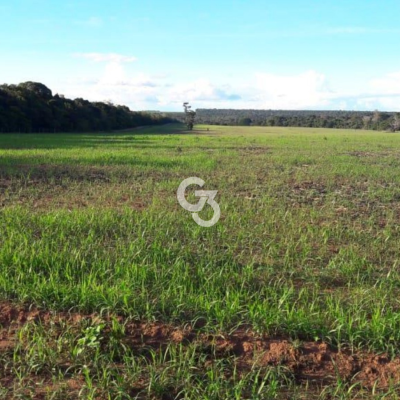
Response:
370,71,400,95
74,53,137,63
347,71,400,111
59,55,400,111
63,54,244,109
58,69,335,111
252,70,333,109
163,79,241,105
61,65,161,109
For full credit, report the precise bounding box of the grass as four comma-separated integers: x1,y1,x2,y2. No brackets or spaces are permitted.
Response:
1,123,400,398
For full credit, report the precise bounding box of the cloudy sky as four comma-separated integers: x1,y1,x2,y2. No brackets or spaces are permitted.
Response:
1,0,400,111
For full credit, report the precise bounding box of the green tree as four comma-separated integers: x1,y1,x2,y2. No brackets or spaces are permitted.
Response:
0,81,177,133
238,117,252,126
183,102,196,130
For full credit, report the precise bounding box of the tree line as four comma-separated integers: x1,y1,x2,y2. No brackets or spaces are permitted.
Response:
0,82,176,133
166,109,400,131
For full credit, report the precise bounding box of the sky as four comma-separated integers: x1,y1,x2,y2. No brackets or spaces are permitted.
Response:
1,0,400,111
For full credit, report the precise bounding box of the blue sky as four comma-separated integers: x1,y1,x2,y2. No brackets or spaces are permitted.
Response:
1,0,400,111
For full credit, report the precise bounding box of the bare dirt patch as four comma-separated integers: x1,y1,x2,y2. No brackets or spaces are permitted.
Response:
291,180,328,195
282,180,328,206
344,151,378,158
343,150,400,158
1,301,400,396
238,146,270,156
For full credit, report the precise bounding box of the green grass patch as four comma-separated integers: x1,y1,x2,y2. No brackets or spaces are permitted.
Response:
2,124,400,397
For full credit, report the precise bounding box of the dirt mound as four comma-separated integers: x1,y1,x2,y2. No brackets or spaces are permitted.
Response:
1,301,400,394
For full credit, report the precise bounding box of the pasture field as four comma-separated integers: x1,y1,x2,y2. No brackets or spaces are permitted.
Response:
1,124,400,398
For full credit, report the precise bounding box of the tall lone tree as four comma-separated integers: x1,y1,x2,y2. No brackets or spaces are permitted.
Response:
183,102,196,130
390,113,400,132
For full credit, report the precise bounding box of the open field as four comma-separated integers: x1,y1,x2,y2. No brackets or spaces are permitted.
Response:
1,124,400,398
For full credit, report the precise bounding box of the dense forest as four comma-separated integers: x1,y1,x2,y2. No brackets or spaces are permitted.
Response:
167,109,400,131
2,81,400,133
0,82,175,133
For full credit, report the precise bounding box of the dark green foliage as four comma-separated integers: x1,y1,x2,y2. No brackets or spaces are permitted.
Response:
183,102,196,130
0,82,176,133
238,117,252,126
166,109,400,131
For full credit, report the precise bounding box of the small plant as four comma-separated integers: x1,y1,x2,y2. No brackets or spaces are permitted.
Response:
73,323,105,357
